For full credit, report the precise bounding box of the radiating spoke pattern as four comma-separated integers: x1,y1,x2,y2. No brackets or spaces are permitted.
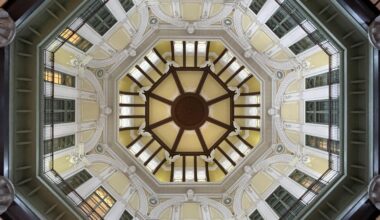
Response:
118,40,262,183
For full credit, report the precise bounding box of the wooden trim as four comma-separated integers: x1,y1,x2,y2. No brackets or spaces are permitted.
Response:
119,127,139,131
194,41,198,67
205,41,210,60
147,117,173,130
240,127,261,131
216,146,236,166
144,56,163,76
171,41,175,61
149,93,173,105
127,74,143,88
119,115,145,119
153,159,166,174
182,156,186,182
153,48,167,63
225,66,245,84
170,162,175,182
126,135,142,149
194,156,198,182
237,75,253,88
205,162,210,182
144,147,162,166
217,57,236,77
213,159,228,175
183,41,186,67
207,117,232,130
234,115,260,119
237,135,254,148
225,139,245,157
196,128,209,154
234,104,260,107
213,48,227,64
171,128,184,153
120,91,139,96
135,65,154,84
207,93,230,106
120,103,145,107
171,69,184,94
196,70,208,94
240,92,260,96
135,139,154,157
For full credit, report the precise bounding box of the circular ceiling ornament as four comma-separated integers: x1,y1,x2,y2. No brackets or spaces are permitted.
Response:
223,17,233,28
0,176,15,214
145,65,234,156
369,175,380,210
223,196,233,206
148,196,159,206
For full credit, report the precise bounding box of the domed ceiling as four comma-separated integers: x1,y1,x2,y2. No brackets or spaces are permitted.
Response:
7,0,375,219
118,39,261,183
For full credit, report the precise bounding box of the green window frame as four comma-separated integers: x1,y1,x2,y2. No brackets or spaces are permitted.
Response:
81,186,116,218
249,0,266,14
59,169,92,194
305,99,338,125
289,32,326,55
119,0,134,13
289,169,325,194
266,186,305,219
45,98,75,125
120,210,133,220
305,69,339,89
86,1,117,36
59,28,93,52
44,134,75,154
305,135,340,154
44,68,76,87
249,210,264,220
266,7,302,38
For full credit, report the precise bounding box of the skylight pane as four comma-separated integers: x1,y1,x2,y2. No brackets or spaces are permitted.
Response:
186,42,195,53
120,107,132,115
197,168,206,182
198,41,206,54
247,119,260,127
186,169,194,181
230,62,240,72
174,41,182,54
130,142,143,154
139,151,150,162
301,20,316,33
119,119,132,127
120,95,132,103
130,68,143,80
230,151,240,161
248,107,259,115
174,168,182,182
147,51,160,63
221,159,233,171
221,51,233,64
248,95,260,104
237,141,249,154
147,159,159,171
140,60,150,72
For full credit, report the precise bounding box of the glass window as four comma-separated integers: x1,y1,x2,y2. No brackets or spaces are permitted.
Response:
289,169,325,193
305,99,338,125
85,1,117,36
120,0,134,13
266,8,299,38
266,186,305,219
44,69,75,87
120,210,133,220
249,210,264,220
59,28,93,52
45,98,75,125
305,135,340,154
289,32,326,55
249,0,266,14
305,70,339,89
44,134,75,154
81,186,116,219
59,169,92,194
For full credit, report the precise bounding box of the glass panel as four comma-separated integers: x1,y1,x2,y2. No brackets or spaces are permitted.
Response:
249,0,266,14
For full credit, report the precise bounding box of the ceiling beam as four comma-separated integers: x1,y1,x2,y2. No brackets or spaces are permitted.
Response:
135,64,155,84
153,158,166,174
213,48,228,65
119,126,140,131
183,41,186,67
207,93,230,106
144,56,163,76
119,115,145,119
237,75,253,88
171,69,185,94
182,156,186,182
237,135,254,149
213,159,228,175
216,146,236,166
225,66,245,84
194,156,198,182
225,139,245,158
171,128,184,153
240,127,261,131
135,139,155,157
195,128,209,154
149,93,173,105
127,74,143,88
126,135,142,149
153,48,167,63
171,41,175,61
205,162,210,182
120,91,139,96
196,70,208,94
234,104,260,107
119,103,145,107
240,91,260,96
234,115,260,119
144,146,163,166
147,117,173,130
205,41,210,61
217,57,236,77
206,117,232,130
170,162,175,182
194,41,198,67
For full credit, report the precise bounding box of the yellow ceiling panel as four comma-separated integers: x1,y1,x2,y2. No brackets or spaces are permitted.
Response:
177,130,203,152
306,50,329,68
272,49,292,61
177,70,203,93
200,75,226,100
281,101,300,123
200,121,226,149
88,45,110,59
209,99,230,124
210,4,223,17
107,27,131,51
152,122,180,147
149,98,171,124
152,74,181,101
250,30,274,53
107,171,130,196
128,9,140,29
181,203,202,219
251,171,274,194
182,3,202,21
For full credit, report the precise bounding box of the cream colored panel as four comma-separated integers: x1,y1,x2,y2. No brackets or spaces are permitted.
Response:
272,49,292,61
88,46,110,59
242,14,253,32
285,130,300,144
53,156,74,174
200,75,226,100
159,3,173,17
272,163,291,175
80,79,95,92
159,207,172,220
177,71,203,93
81,101,99,122
107,27,131,51
210,207,224,220
182,3,202,21
107,171,130,196
181,203,202,220
55,48,76,67
149,98,171,124
281,101,299,123
128,192,140,211
128,9,140,29
242,192,253,212
152,122,180,147
152,75,180,101
250,30,273,53
246,130,260,147
210,4,223,17
305,155,329,174
79,129,95,143
245,76,261,92
306,50,329,68
209,99,230,124
251,171,274,194
200,122,226,150
285,79,301,93
177,130,202,152
88,163,109,176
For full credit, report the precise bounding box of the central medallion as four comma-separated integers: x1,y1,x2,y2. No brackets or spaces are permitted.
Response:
172,93,209,130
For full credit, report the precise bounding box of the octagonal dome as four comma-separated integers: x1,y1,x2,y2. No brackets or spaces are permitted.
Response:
118,39,262,183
